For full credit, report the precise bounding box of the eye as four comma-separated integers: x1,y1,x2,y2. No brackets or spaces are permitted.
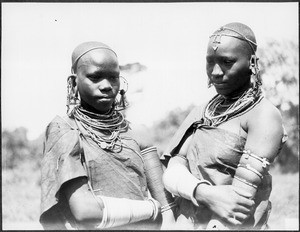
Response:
87,75,100,82
222,59,235,65
206,58,214,65
110,75,119,80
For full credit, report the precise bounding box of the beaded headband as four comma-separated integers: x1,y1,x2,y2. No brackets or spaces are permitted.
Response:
71,46,118,73
209,26,257,53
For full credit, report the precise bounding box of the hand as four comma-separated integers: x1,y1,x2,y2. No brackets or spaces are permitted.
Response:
195,185,255,225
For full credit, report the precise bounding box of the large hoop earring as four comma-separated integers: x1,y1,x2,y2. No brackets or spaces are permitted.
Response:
66,75,80,116
115,76,129,111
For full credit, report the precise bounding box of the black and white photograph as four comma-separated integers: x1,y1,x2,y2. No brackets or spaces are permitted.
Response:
2,2,298,230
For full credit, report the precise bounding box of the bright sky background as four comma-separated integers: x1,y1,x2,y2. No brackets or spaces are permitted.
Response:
1,2,298,139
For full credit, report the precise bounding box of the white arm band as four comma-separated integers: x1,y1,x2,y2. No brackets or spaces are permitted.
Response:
163,163,211,206
96,196,159,228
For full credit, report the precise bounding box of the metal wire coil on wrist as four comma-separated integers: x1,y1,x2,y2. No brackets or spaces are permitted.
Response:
141,146,175,214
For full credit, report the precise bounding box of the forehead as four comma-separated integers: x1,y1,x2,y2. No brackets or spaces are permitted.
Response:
77,49,119,73
207,36,250,57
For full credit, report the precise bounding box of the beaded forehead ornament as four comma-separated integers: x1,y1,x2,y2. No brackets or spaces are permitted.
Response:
210,26,257,53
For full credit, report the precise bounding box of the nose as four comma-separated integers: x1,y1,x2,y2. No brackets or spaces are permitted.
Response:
99,78,113,92
211,63,223,77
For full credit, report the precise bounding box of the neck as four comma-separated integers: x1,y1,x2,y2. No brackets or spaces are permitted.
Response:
80,102,112,115
222,83,251,100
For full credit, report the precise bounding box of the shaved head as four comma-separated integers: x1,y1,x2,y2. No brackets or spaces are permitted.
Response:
210,22,257,56
71,41,117,73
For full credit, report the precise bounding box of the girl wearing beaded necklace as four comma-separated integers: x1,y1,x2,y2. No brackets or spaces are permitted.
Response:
162,23,287,230
40,42,175,229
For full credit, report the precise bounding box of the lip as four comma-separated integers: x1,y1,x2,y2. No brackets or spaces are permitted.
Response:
98,95,113,99
96,96,114,101
213,82,227,87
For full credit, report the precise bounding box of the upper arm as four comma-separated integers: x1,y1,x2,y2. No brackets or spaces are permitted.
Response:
244,103,284,163
164,132,193,178
126,123,154,150
40,117,88,221
61,177,103,224
167,134,192,169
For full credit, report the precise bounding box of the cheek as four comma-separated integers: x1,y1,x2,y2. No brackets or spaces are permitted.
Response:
229,62,249,76
112,80,121,93
206,65,213,76
78,83,94,98
109,86,117,96
114,82,121,91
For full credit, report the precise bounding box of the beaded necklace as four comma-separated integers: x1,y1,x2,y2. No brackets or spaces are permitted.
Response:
72,106,129,151
203,86,263,127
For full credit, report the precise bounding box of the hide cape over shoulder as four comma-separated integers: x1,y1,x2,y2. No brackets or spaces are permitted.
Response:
160,105,204,163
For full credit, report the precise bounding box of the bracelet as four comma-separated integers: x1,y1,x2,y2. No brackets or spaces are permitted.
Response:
161,201,177,213
97,197,108,228
234,176,258,189
96,196,158,228
191,179,212,207
141,146,157,154
237,163,264,179
243,150,270,168
148,198,159,221
163,163,207,207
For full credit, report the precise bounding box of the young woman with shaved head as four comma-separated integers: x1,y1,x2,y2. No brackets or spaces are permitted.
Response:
40,41,175,230
162,22,287,230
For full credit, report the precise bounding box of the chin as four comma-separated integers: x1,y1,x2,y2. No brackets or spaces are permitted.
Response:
86,104,112,114
215,89,229,96
101,104,116,113
95,106,113,114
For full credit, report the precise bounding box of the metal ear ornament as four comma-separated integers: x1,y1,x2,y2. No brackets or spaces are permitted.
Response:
249,55,262,88
66,75,80,115
250,55,259,75
115,76,129,111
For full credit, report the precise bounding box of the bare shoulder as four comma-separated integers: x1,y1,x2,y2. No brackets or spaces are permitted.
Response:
247,98,283,128
242,98,285,161
126,123,154,150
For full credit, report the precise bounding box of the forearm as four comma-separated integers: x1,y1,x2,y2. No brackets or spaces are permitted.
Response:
95,196,159,228
69,194,159,229
163,157,211,206
142,147,176,213
64,178,159,229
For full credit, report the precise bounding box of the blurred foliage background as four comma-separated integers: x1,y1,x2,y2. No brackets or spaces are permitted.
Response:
2,39,298,230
